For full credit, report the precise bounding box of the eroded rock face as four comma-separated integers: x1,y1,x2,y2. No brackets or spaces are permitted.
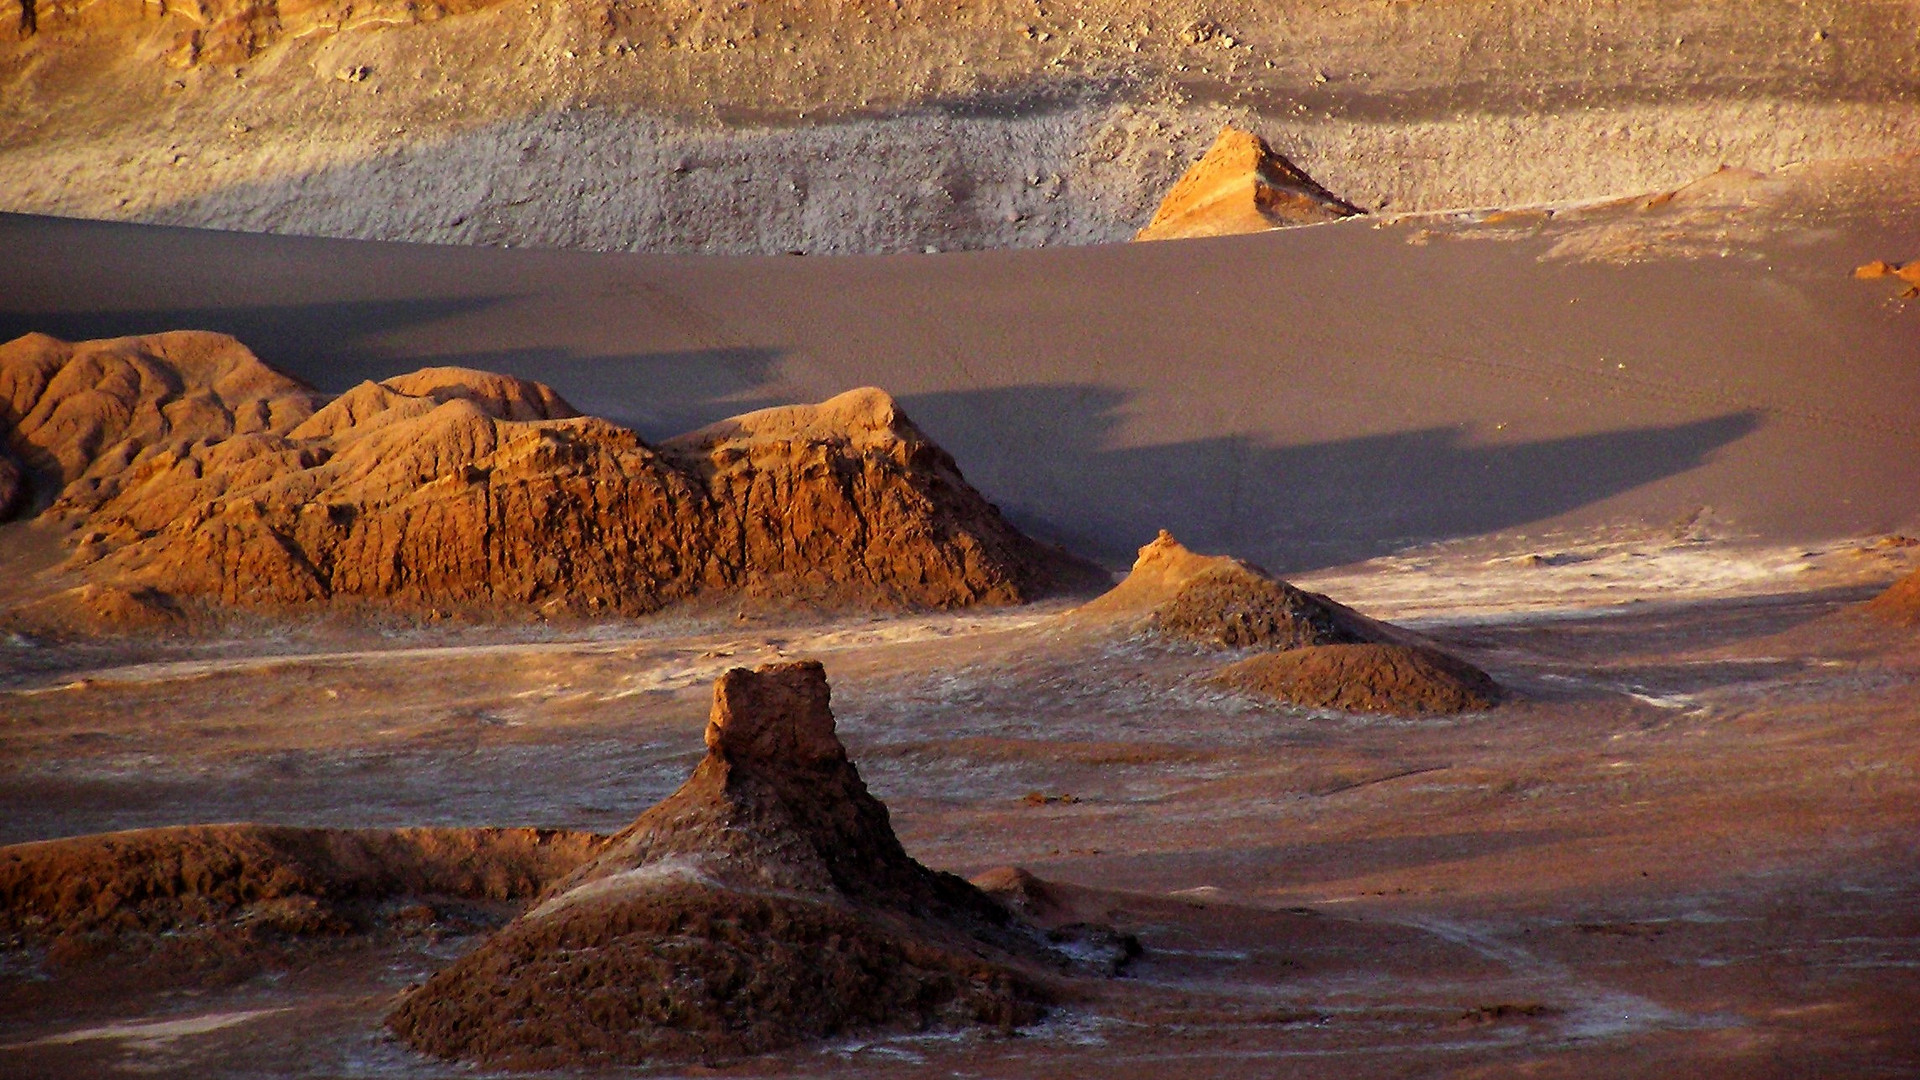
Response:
0,330,325,524
2,332,1093,625
1133,127,1362,242
1214,642,1501,716
0,452,22,521
386,661,1052,1069
705,661,845,765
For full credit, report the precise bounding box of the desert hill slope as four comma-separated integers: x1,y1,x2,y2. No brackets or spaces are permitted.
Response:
0,331,1095,626
3,0,1918,253
1866,569,1920,626
387,661,1055,1068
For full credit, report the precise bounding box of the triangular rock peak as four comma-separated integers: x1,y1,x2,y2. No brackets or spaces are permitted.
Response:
1078,529,1390,649
1134,127,1363,242
387,661,1053,1070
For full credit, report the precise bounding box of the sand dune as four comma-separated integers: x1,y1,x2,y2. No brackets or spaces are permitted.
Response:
4,157,1914,574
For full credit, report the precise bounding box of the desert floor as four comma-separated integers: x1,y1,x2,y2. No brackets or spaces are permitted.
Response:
3,164,1920,1076
3,537,1920,1077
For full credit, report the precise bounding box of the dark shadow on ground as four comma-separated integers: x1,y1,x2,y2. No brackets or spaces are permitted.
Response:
1077,828,1582,893
0,296,508,389
0,300,789,442
898,384,1762,573
299,344,790,440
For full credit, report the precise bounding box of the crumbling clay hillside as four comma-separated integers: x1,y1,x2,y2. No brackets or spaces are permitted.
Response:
387,661,1053,1069
0,824,604,960
1079,529,1385,649
1134,127,1361,242
1215,643,1501,716
1,332,1094,626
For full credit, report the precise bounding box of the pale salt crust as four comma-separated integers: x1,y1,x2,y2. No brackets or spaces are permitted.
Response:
14,1008,292,1048
1296,535,1915,625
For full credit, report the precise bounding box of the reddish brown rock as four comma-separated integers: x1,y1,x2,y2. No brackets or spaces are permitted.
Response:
0,330,324,523
1215,642,1501,716
2,332,1096,626
1134,127,1362,242
386,661,1053,1069
1855,258,1920,299
0,824,606,948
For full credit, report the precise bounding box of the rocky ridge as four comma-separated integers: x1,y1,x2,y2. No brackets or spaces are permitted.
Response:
0,824,605,964
0,331,1094,627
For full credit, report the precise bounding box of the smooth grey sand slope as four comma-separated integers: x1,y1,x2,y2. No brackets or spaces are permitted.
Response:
3,206,1916,571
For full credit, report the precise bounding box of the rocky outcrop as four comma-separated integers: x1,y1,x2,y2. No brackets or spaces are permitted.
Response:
386,661,1053,1069
2,332,1094,625
0,824,606,949
0,451,21,521
1133,127,1362,242
1855,258,1920,300
1078,530,1385,649
1214,642,1502,716
0,330,325,524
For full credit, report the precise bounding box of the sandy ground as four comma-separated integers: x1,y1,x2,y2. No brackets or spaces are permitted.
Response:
3,542,1920,1077
3,0,1918,252
4,98,1920,1076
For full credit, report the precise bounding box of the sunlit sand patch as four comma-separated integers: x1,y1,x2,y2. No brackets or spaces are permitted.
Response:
15,1008,291,1049
1297,535,1918,624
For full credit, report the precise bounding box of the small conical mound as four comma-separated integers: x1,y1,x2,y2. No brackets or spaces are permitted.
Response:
1134,127,1362,242
1215,643,1501,716
1079,530,1384,650
1866,568,1920,625
386,661,1052,1070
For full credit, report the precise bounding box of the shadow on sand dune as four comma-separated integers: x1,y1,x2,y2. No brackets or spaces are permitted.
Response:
898,384,1762,572
0,296,508,386
0,298,790,440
